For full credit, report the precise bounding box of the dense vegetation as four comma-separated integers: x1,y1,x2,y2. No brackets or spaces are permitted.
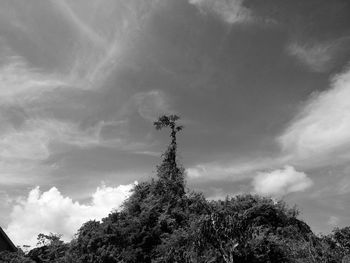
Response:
1,115,350,263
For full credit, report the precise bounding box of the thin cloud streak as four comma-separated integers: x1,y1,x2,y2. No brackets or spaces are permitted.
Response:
50,0,107,48
186,156,289,181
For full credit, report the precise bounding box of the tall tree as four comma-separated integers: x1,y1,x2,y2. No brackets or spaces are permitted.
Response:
154,115,185,196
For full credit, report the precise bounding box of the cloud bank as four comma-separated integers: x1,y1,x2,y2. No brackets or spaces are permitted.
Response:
252,166,313,196
6,182,136,247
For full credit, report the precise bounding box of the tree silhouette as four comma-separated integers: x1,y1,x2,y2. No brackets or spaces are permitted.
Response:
154,114,183,166
154,115,185,196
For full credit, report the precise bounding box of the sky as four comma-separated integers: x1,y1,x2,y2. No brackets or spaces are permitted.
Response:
0,0,350,247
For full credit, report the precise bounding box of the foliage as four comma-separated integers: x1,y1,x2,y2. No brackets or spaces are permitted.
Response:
27,233,69,263
0,249,34,263
19,115,350,263
332,226,350,254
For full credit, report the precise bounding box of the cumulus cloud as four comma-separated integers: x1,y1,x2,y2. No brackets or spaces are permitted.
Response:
6,182,136,247
189,0,251,24
252,166,313,196
279,68,350,166
287,41,340,73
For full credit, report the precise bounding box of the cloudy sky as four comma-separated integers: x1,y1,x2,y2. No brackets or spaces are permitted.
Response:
1,0,350,247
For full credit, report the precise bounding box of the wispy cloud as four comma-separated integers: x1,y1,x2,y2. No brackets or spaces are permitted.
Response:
6,182,136,247
50,0,107,48
0,58,65,104
0,118,118,186
287,40,342,73
133,90,172,121
0,0,162,188
0,161,47,186
57,1,161,90
337,175,350,195
252,166,313,197
66,33,123,91
0,118,102,161
189,0,251,24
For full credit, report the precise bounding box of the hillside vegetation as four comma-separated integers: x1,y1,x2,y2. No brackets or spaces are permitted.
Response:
1,115,350,263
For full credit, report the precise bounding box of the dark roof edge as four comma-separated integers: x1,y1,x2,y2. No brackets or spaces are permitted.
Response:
0,227,17,252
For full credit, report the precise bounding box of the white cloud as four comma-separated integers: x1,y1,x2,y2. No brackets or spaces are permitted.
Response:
279,68,350,166
287,41,339,73
6,182,136,247
252,166,313,196
189,0,251,24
